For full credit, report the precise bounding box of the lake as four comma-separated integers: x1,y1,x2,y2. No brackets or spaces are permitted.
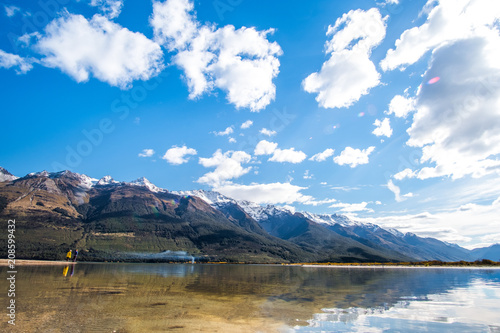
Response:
1,263,500,332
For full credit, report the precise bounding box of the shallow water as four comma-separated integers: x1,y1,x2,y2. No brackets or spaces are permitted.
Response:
1,264,499,332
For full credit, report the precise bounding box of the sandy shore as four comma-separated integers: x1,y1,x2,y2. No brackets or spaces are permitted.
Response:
300,264,500,269
0,259,77,266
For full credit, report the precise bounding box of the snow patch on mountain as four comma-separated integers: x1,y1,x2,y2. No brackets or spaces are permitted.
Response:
386,228,405,238
129,177,164,193
173,190,236,208
97,175,121,186
237,200,293,221
300,211,359,227
0,167,18,182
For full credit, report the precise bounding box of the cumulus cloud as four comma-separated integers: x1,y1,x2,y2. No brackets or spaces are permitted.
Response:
35,13,164,88
372,118,392,137
215,182,314,205
254,140,306,163
138,149,155,157
334,146,375,168
387,179,413,202
381,0,500,71
151,0,282,111
378,0,500,181
393,168,417,181
254,140,278,156
386,94,416,118
197,150,252,186
162,145,197,165
90,0,123,19
309,148,335,162
408,35,500,180
303,8,386,109
268,148,307,163
259,128,277,137
0,50,33,74
240,120,253,129
303,170,313,179
213,126,234,136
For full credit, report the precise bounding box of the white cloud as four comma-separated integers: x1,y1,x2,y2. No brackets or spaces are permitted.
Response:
381,0,500,71
358,197,500,247
138,149,155,157
240,120,253,129
254,140,278,156
330,186,361,191
90,0,123,19
386,94,416,118
0,50,33,74
4,5,20,17
372,118,393,137
407,34,500,180
254,140,306,163
334,146,375,168
303,8,386,109
150,0,198,51
162,145,197,165
306,198,338,206
378,0,500,181
309,148,335,162
215,182,314,205
151,0,282,111
303,170,313,179
268,148,307,164
329,201,373,213
35,13,164,88
228,137,236,143
259,128,277,137
387,179,413,202
393,168,417,181
213,126,234,136
198,150,252,187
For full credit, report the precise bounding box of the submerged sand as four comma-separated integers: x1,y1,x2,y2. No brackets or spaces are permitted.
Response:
0,259,77,266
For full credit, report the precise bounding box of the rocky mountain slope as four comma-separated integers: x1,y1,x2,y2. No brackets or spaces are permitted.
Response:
0,167,490,263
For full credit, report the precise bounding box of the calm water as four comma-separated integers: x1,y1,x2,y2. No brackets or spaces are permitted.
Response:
1,263,500,332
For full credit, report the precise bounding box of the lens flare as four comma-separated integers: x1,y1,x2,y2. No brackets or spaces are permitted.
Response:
427,76,440,85
358,112,365,117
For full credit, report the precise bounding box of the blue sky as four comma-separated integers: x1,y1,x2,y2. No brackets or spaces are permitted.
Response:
1,0,500,248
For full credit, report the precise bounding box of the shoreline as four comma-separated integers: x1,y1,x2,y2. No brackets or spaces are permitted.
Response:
0,259,77,266
299,264,500,269
1,259,499,269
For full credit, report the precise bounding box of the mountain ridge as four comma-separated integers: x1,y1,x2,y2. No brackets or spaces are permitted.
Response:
0,167,491,262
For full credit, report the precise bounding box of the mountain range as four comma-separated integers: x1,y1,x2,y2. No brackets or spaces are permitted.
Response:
0,167,497,263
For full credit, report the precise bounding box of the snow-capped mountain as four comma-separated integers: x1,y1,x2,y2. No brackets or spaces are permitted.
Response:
97,175,120,186
173,190,236,207
0,167,18,182
300,211,360,227
237,200,295,221
129,177,164,193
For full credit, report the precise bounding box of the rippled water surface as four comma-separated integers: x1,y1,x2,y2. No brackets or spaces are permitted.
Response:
1,264,499,332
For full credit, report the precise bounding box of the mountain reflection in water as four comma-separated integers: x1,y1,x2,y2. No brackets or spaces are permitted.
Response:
1,264,499,332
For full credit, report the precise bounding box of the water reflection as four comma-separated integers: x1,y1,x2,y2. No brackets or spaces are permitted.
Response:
296,278,500,332
1,264,499,332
